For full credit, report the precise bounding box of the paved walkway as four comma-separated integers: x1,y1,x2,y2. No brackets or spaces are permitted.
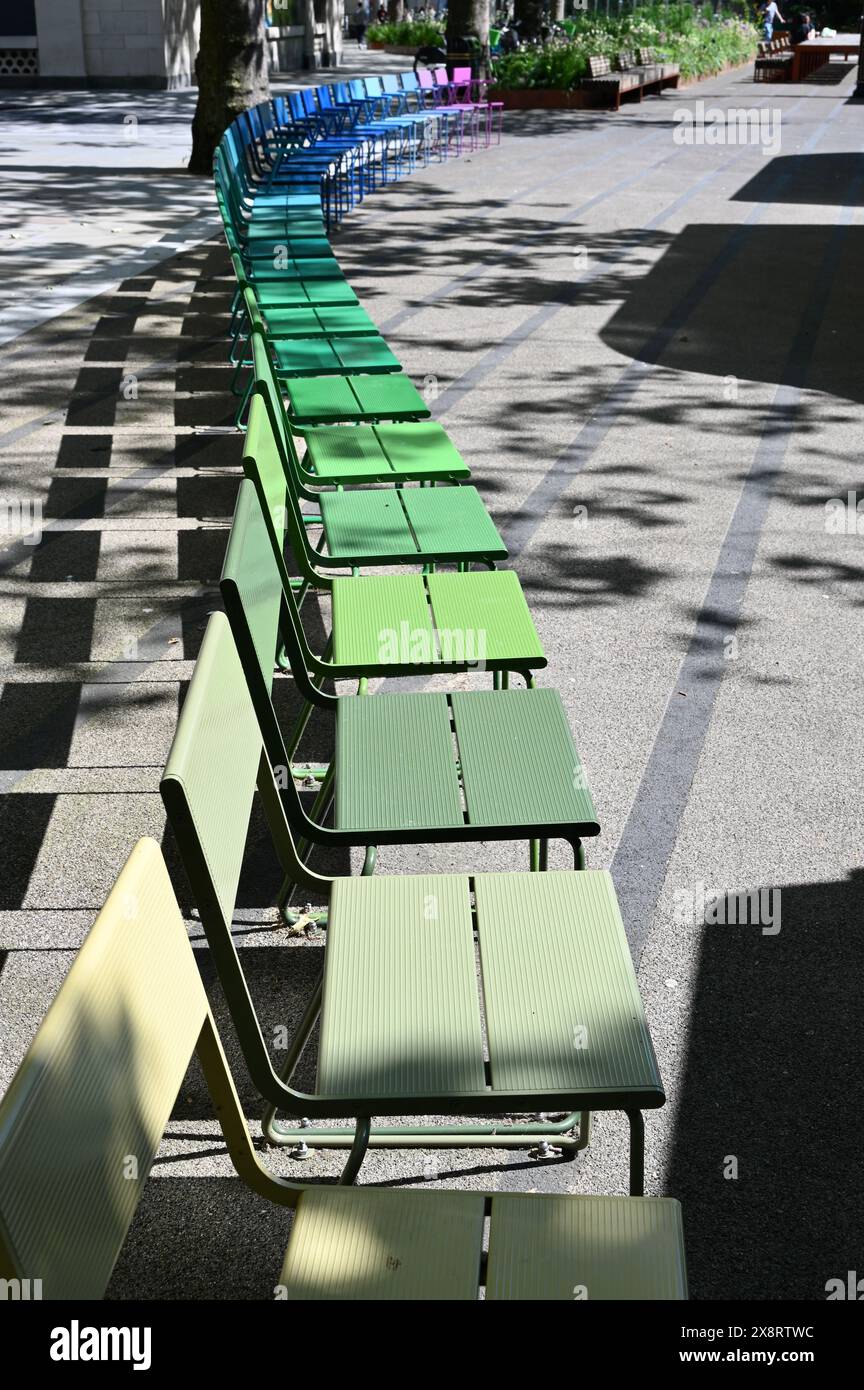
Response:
1,57,862,1300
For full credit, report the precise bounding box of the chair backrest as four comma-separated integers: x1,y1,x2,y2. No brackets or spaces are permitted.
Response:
161,607,327,1093
432,66,450,88
382,73,400,95
301,87,318,118
402,69,422,92
0,840,208,1297
451,66,474,101
0,836,300,1297
417,68,434,89
588,55,611,78
287,90,306,122
245,334,326,584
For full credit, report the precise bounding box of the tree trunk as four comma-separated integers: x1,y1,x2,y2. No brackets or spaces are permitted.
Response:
387,0,405,21
303,0,318,67
324,0,344,65
188,0,270,175
513,0,544,42
446,0,489,66
552,0,565,18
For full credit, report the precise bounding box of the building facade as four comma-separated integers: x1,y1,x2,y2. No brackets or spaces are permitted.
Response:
0,0,343,87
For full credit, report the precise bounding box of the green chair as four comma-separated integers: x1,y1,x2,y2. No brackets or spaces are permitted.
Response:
161,615,666,1181
227,472,543,697
230,281,402,423
245,387,507,571
245,328,431,427
249,331,471,485
0,838,686,1299
217,512,594,875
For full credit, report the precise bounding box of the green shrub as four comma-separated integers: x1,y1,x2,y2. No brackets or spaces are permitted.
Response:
366,21,445,46
491,6,758,90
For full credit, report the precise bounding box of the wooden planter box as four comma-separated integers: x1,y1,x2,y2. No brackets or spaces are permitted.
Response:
367,43,424,55
488,86,588,110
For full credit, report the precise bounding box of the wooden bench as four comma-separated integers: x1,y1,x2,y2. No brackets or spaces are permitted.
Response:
754,39,793,82
582,51,679,112
637,47,681,88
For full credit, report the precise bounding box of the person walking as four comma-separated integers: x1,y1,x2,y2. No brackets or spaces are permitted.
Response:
761,1,785,42
353,0,369,47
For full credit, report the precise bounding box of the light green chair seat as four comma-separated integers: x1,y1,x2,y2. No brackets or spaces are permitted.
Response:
253,279,358,309
333,689,597,834
318,868,659,1101
271,337,400,378
282,1188,686,1301
257,305,379,339
319,484,505,564
302,421,470,482
330,569,544,673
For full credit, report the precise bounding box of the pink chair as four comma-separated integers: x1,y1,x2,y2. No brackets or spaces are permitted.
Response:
450,66,504,147
415,67,480,151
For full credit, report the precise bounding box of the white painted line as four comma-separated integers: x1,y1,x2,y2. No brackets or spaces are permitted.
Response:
0,210,221,349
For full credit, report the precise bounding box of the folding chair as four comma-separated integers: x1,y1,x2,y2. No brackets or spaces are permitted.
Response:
0,837,687,1299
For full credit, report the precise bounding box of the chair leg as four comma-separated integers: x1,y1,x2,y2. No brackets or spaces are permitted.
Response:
627,1109,645,1196
338,1117,372,1185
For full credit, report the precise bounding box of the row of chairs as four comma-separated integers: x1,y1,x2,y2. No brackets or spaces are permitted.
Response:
0,74,688,1300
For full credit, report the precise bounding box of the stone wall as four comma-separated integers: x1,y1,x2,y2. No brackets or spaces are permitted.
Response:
82,0,166,83
22,0,201,88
